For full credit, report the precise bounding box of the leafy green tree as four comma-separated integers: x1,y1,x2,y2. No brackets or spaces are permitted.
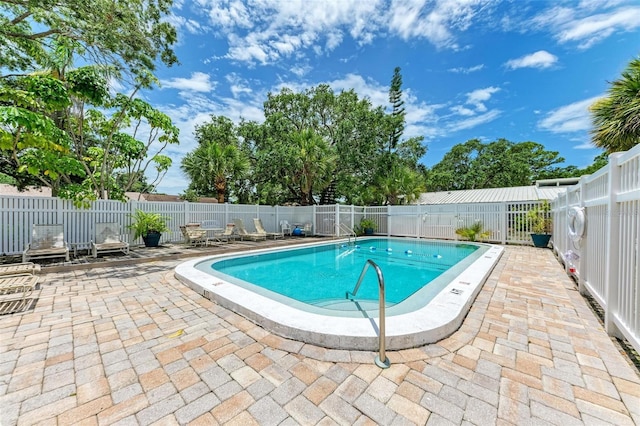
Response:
374,162,425,205
426,139,565,191
0,0,177,80
181,116,249,203
590,57,640,153
287,129,336,205
388,66,405,152
251,85,387,205
1,70,178,203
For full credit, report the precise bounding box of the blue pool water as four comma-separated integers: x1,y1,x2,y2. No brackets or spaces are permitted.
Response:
198,238,485,311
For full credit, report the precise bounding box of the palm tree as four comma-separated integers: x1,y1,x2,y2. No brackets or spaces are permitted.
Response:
181,141,249,203
375,164,426,205
590,57,640,153
288,129,336,205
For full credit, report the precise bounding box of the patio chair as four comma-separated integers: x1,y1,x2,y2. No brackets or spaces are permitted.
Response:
0,262,40,277
0,274,38,302
280,220,292,236
180,224,208,247
253,218,284,239
214,223,239,243
233,219,267,241
22,224,70,263
91,222,129,258
301,222,313,237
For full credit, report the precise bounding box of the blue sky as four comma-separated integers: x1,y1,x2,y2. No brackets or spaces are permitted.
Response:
143,0,640,195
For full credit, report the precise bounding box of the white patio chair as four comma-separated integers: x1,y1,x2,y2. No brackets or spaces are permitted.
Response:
280,220,292,236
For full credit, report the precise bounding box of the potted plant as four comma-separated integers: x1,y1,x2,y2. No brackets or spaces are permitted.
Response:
357,218,377,236
455,221,491,242
129,209,170,247
527,201,553,248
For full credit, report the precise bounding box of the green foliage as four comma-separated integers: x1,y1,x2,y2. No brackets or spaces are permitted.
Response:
527,201,553,234
128,209,170,240
181,116,249,203
590,57,640,153
455,221,491,242
0,0,178,80
388,66,405,151
353,217,378,236
0,173,15,184
179,189,199,202
426,138,566,191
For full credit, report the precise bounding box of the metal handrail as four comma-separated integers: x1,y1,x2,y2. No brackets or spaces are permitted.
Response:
338,223,357,245
346,259,390,369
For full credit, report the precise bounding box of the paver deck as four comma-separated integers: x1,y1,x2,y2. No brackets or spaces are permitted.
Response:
1,244,639,425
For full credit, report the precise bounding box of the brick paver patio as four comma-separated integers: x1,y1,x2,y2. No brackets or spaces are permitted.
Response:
1,245,639,425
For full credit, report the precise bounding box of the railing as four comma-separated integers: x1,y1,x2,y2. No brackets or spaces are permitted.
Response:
337,223,356,245
346,259,390,369
552,144,640,355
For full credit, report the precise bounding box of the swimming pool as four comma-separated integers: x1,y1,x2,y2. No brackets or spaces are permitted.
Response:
175,237,504,350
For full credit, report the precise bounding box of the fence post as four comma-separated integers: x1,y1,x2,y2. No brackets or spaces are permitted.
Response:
335,204,340,236
312,204,317,233
604,153,623,338
184,201,190,224
577,178,587,296
500,203,507,244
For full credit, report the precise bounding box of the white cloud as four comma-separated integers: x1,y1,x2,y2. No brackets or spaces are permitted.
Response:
465,86,500,112
573,140,597,150
388,0,491,49
160,72,215,93
505,50,558,70
166,14,204,35
290,64,312,77
448,64,484,74
538,96,602,133
450,105,475,116
225,73,253,98
557,7,640,49
448,110,501,132
198,0,384,64
531,4,640,49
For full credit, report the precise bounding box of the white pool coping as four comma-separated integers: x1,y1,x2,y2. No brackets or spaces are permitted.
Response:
174,240,504,351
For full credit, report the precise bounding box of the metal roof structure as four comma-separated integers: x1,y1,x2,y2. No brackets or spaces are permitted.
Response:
416,179,577,205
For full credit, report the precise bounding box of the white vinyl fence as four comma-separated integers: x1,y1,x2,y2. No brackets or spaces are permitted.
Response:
0,200,317,256
2,197,550,257
552,144,640,354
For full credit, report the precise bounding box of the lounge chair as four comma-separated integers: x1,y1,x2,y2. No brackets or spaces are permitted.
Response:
253,218,284,239
214,223,239,243
91,222,129,258
280,220,292,236
233,219,267,241
180,224,208,247
22,224,70,263
0,262,40,277
0,274,38,302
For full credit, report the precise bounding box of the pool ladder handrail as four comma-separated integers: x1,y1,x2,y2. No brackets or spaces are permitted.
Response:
338,223,357,245
346,259,390,369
